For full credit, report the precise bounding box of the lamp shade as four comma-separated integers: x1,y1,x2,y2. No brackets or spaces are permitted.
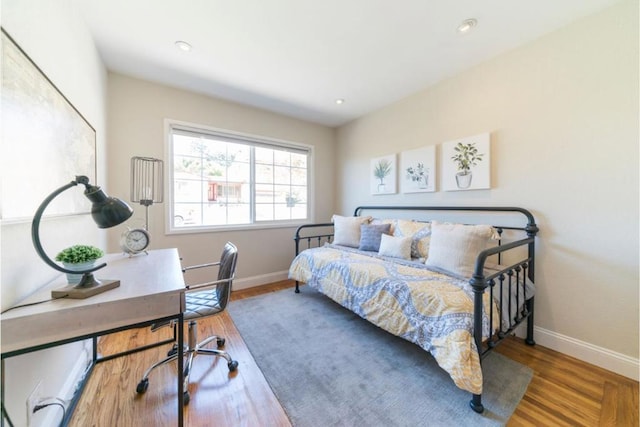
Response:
84,184,134,228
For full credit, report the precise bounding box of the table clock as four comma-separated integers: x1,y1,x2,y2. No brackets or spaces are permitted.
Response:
120,228,150,255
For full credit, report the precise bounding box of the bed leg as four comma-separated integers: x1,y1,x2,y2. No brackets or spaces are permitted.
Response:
295,281,300,293
470,394,484,413
525,297,535,346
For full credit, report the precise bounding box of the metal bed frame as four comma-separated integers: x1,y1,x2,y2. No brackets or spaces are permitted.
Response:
293,205,539,413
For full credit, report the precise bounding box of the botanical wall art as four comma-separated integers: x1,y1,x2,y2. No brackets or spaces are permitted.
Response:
441,133,491,191
370,154,397,195
400,146,436,193
0,30,96,221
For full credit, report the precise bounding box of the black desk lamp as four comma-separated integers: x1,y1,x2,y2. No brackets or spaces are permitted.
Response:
31,175,134,299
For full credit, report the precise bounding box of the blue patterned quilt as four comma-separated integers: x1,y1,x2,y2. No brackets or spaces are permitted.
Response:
288,244,500,394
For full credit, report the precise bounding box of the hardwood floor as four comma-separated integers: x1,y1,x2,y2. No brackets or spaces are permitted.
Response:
69,281,638,426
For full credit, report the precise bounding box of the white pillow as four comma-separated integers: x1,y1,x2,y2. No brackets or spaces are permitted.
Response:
332,215,372,247
425,221,497,278
378,234,412,260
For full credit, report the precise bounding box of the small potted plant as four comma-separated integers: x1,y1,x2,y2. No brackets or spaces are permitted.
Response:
406,162,429,189
55,245,104,284
451,142,483,189
373,159,392,192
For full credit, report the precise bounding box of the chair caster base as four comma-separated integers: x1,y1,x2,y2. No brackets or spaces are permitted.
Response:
217,338,225,347
228,360,239,371
183,391,190,405
168,343,179,357
136,378,149,394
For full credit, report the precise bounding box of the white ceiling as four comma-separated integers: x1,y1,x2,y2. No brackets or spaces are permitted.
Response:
76,0,620,127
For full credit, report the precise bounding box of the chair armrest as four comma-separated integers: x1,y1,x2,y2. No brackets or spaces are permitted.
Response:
182,261,221,273
185,274,235,291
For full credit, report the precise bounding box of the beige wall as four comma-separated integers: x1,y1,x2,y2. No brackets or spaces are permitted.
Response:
106,73,336,286
1,0,109,425
336,0,639,371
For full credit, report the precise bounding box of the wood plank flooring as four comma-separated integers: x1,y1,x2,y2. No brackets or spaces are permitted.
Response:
69,281,638,426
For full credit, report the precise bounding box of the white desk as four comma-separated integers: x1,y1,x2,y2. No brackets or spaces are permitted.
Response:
1,248,186,426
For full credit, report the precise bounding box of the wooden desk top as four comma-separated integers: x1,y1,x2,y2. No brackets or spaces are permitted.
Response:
1,248,185,355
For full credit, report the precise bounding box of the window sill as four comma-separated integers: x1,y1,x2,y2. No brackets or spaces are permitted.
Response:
165,220,311,235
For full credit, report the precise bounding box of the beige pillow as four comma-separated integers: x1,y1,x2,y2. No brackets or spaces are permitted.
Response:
425,221,497,278
378,234,412,260
393,219,432,259
332,215,372,247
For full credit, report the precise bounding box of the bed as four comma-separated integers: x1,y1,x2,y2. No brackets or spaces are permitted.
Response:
288,206,538,413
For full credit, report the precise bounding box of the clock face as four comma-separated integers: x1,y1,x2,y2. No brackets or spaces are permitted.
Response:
121,228,150,254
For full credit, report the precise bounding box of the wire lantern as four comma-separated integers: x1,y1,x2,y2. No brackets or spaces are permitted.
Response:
130,156,163,229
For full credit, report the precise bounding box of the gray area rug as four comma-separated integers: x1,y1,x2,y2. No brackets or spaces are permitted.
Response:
228,286,532,427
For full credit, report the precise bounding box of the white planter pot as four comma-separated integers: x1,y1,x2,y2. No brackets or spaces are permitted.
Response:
455,172,472,189
63,261,96,284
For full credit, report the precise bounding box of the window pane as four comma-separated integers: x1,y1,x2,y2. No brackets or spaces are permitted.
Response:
203,203,250,225
274,166,291,185
174,155,204,181
291,153,307,168
289,186,306,203
170,126,309,230
173,178,203,203
291,204,307,219
255,203,274,221
273,185,290,203
255,183,274,203
255,147,273,164
173,134,202,156
174,203,200,226
291,167,307,185
256,164,273,184
273,150,290,166
229,142,250,162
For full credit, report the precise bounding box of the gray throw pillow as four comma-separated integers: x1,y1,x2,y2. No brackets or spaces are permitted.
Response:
358,223,392,252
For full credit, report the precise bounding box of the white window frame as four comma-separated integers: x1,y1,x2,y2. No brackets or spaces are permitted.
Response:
165,119,314,234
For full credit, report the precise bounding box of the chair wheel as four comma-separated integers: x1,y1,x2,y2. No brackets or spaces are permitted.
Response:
136,378,149,394
167,344,178,357
183,391,190,405
228,360,239,372
216,338,225,347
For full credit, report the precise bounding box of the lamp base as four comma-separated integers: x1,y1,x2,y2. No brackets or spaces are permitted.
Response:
51,279,120,299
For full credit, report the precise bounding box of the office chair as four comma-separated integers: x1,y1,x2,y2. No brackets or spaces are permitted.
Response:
136,241,239,404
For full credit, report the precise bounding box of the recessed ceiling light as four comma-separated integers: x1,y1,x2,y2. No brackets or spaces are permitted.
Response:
335,99,345,105
457,19,477,34
175,40,192,52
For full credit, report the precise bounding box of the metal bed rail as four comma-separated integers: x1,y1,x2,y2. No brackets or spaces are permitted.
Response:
291,205,538,413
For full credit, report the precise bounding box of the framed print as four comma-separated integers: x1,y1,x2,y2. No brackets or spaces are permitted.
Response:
370,154,396,195
1,29,96,221
441,133,490,191
400,146,436,193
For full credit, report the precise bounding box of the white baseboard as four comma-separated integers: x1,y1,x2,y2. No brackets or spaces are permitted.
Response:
44,341,92,426
532,326,639,381
233,270,290,291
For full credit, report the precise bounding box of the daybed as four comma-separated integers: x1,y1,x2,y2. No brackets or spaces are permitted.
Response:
288,206,538,413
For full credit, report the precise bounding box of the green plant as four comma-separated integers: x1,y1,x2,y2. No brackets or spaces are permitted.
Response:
406,162,428,182
55,245,104,264
373,159,392,184
451,142,483,174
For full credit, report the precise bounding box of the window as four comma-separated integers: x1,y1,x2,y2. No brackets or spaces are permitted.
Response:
168,123,311,231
